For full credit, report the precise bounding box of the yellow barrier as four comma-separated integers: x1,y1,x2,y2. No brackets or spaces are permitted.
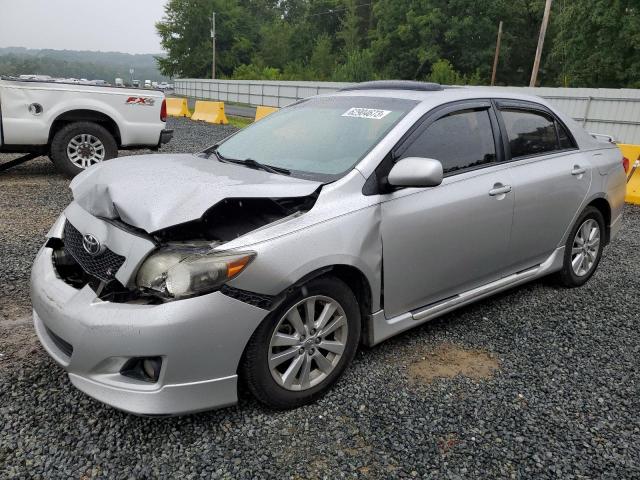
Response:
191,101,229,124
620,144,640,205
255,106,279,121
166,97,191,118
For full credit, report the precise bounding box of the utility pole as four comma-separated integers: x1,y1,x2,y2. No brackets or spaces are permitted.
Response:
529,0,553,87
490,21,503,86
211,12,216,79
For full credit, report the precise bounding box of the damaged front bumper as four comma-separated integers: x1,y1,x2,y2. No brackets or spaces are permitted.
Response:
31,235,270,415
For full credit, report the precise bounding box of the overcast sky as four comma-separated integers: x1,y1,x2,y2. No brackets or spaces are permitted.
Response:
0,0,167,54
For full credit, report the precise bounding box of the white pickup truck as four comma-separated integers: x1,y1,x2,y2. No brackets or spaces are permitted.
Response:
0,77,173,177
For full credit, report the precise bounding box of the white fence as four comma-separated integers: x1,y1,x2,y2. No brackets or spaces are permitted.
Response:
175,79,640,144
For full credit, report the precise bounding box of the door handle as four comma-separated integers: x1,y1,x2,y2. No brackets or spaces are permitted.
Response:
488,184,512,196
571,165,586,176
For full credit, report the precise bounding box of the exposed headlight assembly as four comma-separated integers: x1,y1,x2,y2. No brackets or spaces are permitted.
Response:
136,242,255,299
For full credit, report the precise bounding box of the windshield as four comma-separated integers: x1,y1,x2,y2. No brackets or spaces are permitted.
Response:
216,96,418,181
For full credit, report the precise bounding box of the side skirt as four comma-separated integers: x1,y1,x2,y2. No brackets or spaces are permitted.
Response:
366,247,565,346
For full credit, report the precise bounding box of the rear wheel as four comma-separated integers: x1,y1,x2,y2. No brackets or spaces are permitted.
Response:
241,276,361,409
50,122,118,177
557,206,605,287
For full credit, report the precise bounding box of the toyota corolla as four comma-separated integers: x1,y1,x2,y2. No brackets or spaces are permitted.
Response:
31,81,626,415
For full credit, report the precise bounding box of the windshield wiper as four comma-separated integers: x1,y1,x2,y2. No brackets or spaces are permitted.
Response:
203,144,223,159
241,158,291,175
215,154,290,177
206,145,291,175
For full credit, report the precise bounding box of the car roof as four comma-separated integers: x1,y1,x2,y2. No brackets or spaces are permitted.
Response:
329,86,551,110
325,83,604,156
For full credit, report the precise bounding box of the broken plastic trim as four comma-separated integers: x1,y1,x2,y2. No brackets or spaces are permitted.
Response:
48,240,160,304
219,285,277,310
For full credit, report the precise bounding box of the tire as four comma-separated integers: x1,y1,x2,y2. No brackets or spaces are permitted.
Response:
556,206,605,287
241,275,361,409
49,122,118,178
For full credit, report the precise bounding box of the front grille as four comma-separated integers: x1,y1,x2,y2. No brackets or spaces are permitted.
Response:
63,221,125,282
45,326,73,358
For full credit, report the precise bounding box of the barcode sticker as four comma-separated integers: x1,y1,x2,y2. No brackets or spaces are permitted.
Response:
342,107,391,120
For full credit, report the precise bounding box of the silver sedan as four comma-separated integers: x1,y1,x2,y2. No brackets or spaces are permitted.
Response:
31,81,626,414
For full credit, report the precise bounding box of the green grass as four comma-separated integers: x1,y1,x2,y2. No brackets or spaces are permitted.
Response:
227,115,253,129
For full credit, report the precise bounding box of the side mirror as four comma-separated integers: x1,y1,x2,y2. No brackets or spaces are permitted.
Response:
387,157,444,188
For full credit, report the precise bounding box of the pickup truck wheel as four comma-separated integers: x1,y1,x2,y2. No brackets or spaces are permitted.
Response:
50,122,118,177
241,276,361,410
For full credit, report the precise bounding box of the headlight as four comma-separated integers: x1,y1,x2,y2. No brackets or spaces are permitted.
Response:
136,242,255,299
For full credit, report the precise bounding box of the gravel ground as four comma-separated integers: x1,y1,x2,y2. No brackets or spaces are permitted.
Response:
1,118,639,479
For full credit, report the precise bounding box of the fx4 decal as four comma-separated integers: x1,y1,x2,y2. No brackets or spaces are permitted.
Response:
126,97,155,106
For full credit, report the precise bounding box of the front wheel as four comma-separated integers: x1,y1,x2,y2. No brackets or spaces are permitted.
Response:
241,276,361,409
557,206,605,287
50,122,118,177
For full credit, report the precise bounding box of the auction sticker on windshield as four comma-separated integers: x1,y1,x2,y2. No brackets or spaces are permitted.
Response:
342,107,391,119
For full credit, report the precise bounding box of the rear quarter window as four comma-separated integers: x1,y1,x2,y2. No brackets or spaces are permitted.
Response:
557,121,574,149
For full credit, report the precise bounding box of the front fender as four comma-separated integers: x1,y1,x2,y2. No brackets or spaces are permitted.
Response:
227,205,383,312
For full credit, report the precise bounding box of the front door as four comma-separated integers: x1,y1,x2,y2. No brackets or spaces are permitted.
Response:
380,102,515,318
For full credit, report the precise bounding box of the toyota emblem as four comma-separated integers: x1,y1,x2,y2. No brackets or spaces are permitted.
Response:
82,234,102,256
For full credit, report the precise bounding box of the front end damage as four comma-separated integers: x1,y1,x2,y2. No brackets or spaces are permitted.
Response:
31,154,384,414
31,190,321,415
48,193,319,305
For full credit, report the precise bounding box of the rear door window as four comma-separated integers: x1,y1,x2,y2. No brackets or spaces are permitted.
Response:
399,109,497,175
500,109,568,158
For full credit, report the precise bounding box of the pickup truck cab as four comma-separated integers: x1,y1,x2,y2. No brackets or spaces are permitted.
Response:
0,77,172,177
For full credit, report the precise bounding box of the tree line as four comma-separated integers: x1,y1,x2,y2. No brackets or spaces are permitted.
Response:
0,48,168,82
156,0,640,88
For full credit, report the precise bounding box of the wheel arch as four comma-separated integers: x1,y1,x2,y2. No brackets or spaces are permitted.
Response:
239,263,375,352
284,264,373,329
48,109,121,146
586,197,612,244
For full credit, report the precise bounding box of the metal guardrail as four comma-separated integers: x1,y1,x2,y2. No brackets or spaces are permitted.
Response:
175,79,640,144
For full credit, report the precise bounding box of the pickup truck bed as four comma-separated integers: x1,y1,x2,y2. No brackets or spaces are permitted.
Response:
0,77,172,176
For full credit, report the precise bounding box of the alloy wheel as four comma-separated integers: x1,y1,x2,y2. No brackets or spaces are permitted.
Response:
268,295,348,391
571,218,600,277
67,134,106,168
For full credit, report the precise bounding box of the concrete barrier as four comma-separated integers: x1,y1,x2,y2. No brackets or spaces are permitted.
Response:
620,144,640,204
191,101,229,124
255,106,279,121
166,98,191,118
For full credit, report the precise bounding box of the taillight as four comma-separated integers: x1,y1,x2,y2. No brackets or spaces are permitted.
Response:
160,98,167,122
622,156,629,174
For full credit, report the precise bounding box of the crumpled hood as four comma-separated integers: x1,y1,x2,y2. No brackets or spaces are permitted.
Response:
70,154,322,232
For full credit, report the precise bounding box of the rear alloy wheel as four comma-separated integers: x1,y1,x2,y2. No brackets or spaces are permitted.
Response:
66,133,106,168
557,206,605,287
570,218,601,277
50,121,118,177
242,276,361,409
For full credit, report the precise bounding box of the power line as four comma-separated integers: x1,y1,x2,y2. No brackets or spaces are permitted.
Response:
307,2,373,18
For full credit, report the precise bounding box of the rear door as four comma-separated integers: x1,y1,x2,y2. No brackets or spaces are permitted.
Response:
495,101,592,271
380,101,515,317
